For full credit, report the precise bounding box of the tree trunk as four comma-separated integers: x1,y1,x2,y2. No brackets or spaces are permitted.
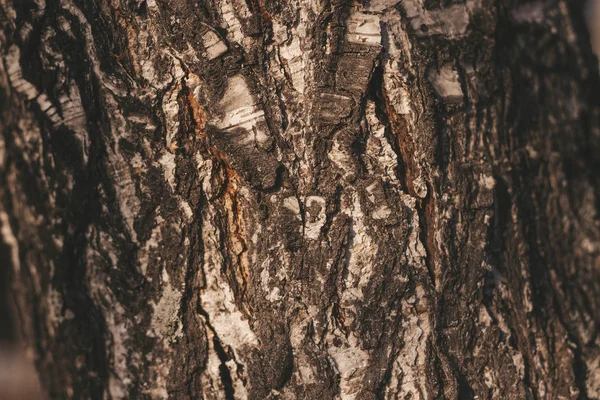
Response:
1,0,600,398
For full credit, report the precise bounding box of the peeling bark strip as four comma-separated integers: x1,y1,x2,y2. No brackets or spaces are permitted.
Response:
1,0,600,398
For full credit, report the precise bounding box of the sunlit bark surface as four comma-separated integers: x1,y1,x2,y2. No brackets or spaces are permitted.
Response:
1,0,600,398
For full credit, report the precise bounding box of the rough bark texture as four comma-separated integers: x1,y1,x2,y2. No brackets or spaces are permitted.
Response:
1,0,600,398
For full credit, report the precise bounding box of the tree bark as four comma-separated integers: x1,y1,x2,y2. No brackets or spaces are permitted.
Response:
1,0,600,398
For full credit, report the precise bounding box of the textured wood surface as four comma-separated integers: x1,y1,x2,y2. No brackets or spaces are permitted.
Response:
1,0,600,398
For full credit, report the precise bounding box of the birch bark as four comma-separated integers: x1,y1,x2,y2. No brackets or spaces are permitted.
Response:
1,0,600,398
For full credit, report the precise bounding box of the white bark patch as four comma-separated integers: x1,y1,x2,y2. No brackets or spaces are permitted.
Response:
384,69,412,116
0,210,20,273
283,196,302,220
401,194,428,266
364,0,402,13
290,3,318,98
365,101,401,185
288,310,318,383
386,287,431,400
213,75,269,145
346,12,381,46
161,78,181,152
304,195,326,239
260,264,283,302
373,205,392,220
129,24,163,86
159,152,177,191
201,329,228,399
195,152,214,194
326,325,371,400
382,32,422,157
226,359,249,398
401,0,480,39
428,63,463,100
412,175,428,199
329,136,351,176
147,280,183,344
479,174,496,190
179,200,194,221
365,182,392,220
201,206,258,378
586,351,600,396
381,8,413,60
219,0,250,49
202,29,227,60
274,21,306,94
341,192,377,314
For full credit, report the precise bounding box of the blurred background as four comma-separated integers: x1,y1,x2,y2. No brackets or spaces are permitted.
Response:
0,2,599,399
588,0,600,56
0,243,41,400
